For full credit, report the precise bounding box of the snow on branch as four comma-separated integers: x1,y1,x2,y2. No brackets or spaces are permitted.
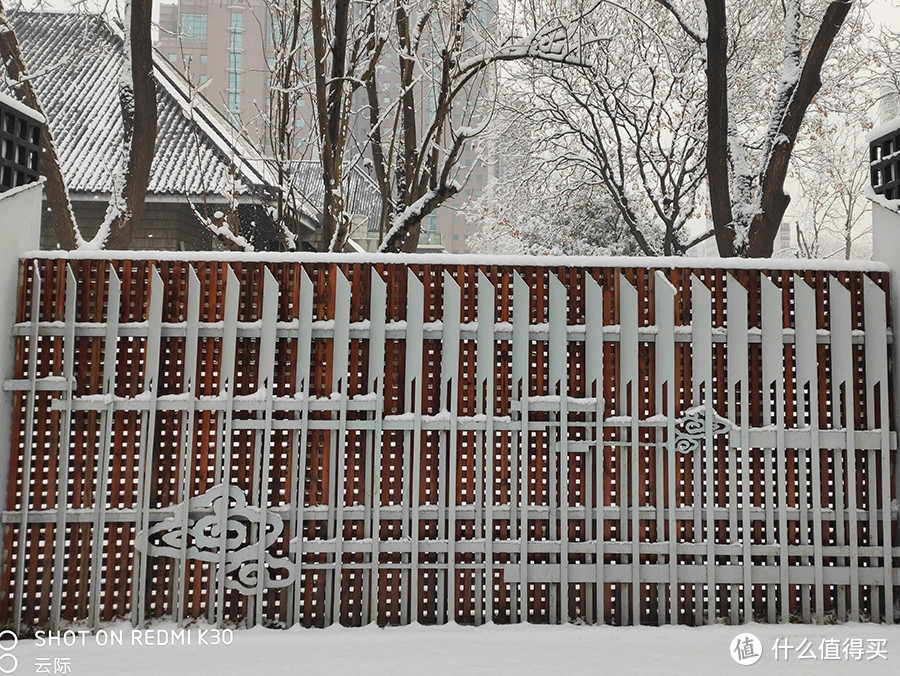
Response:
190,204,254,252
458,9,609,73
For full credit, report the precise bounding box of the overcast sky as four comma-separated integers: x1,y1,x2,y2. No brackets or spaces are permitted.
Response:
870,0,900,31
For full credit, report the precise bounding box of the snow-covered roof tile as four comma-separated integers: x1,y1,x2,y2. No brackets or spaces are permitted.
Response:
4,11,275,199
290,160,385,233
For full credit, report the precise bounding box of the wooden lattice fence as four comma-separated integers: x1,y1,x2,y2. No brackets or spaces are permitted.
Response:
1,255,897,631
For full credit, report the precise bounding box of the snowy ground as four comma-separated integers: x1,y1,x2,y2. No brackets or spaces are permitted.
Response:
5,621,898,675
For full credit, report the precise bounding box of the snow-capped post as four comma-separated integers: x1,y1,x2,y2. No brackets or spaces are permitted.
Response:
0,176,42,533
868,117,900,474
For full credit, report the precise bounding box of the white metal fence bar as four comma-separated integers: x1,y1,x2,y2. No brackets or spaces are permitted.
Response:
253,267,279,626
690,275,713,625
13,262,40,633
288,268,314,625
654,272,677,624
131,267,163,626
365,268,386,625
173,265,200,625
511,272,529,622
864,276,893,624
478,271,496,626
795,275,826,621
726,274,749,625
49,264,76,629
88,265,120,630
212,267,239,627
761,275,790,624
441,270,460,623
830,277,852,621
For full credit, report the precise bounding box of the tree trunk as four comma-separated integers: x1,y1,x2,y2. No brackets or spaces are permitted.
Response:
703,0,736,257
105,0,158,250
744,0,852,258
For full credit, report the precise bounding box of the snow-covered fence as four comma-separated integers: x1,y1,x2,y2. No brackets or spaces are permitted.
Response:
1,253,897,631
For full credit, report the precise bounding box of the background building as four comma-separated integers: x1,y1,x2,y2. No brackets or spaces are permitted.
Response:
157,0,491,252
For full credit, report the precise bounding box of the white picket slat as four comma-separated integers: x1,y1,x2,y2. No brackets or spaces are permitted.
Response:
49,264,77,629
213,266,240,627
131,266,164,626
88,264,121,630
830,277,859,621
761,275,789,623
173,265,201,626
654,272,677,623
794,275,825,622
726,274,750,625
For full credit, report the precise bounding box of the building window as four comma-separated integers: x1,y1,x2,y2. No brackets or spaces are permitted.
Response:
228,91,241,123
200,54,208,64
227,7,243,125
180,13,207,42
199,74,208,84
168,53,177,63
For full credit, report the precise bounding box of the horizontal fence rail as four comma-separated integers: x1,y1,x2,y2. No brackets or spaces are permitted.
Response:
1,257,898,631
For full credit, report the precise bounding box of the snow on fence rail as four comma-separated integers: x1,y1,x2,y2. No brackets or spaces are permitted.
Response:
0,256,897,631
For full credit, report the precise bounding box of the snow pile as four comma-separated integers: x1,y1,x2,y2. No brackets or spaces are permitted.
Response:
9,621,897,676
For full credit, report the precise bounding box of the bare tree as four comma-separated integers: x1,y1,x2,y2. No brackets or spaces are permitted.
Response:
210,1,601,253
869,27,900,120
375,2,599,252
495,2,710,255
655,0,859,257
787,24,879,260
466,115,639,256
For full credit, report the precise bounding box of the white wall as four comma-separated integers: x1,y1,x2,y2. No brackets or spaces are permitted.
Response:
871,201,900,505
0,181,42,515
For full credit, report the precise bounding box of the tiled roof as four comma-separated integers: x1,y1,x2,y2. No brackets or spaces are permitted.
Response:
290,160,386,234
5,11,276,199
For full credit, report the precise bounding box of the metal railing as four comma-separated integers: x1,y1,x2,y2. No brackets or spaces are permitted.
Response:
0,93,41,192
870,121,900,200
